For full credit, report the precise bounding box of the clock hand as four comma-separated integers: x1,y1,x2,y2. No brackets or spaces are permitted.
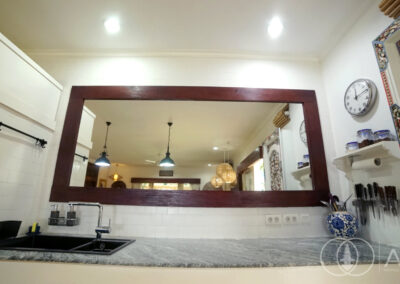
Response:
353,86,358,101
358,89,369,96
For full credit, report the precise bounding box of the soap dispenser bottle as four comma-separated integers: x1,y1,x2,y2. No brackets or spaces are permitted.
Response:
49,204,60,225
66,204,77,226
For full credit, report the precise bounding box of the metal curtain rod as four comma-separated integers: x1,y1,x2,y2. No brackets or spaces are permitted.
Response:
75,153,88,161
0,121,47,148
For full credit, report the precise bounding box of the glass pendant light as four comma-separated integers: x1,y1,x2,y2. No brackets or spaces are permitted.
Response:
211,175,224,188
214,147,237,185
159,122,175,167
95,121,111,167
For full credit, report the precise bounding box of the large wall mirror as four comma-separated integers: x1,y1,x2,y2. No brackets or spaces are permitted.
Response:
51,86,329,207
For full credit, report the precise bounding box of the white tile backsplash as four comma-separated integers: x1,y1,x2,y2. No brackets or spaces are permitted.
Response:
43,204,330,239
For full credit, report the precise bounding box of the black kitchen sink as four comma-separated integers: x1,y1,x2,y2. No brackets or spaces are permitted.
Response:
72,239,129,253
0,235,134,255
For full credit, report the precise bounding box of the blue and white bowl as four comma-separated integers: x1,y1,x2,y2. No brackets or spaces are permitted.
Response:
327,211,359,238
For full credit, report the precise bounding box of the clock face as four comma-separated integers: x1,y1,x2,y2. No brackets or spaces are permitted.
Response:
344,79,377,116
299,120,307,146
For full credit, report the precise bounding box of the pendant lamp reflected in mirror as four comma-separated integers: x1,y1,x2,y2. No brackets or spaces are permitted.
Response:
213,148,237,185
216,163,233,177
95,121,111,167
159,122,175,167
109,163,123,181
211,175,224,188
222,168,237,184
216,162,237,184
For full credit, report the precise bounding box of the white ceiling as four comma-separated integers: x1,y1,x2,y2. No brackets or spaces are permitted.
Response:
0,0,374,58
84,100,281,166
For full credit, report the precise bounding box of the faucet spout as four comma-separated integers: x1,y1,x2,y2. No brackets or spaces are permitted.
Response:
68,202,111,239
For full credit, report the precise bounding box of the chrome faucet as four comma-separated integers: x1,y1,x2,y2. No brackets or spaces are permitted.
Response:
68,202,111,239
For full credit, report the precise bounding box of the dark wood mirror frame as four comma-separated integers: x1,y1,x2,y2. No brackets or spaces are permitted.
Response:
50,86,330,207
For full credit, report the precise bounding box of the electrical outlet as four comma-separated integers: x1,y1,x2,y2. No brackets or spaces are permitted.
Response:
291,214,299,224
265,214,281,225
273,215,282,224
282,214,292,224
300,214,310,224
283,214,299,224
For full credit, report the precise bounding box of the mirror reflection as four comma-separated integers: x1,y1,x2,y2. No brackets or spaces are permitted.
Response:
382,29,400,141
70,100,312,191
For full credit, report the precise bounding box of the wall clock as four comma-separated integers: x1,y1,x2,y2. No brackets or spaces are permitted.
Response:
344,79,377,116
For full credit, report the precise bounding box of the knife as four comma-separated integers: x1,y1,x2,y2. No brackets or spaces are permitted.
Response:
373,183,381,220
386,186,398,216
367,184,375,218
355,184,367,225
385,186,393,216
392,186,398,216
354,184,362,223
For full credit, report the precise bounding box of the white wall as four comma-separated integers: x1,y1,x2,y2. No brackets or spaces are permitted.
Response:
321,2,400,246
232,104,280,167
69,144,90,187
0,33,62,235
281,103,309,190
321,3,395,161
0,34,61,130
69,106,95,186
28,53,333,239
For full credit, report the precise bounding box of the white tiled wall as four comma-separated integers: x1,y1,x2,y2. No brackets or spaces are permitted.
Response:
45,205,329,239
0,105,56,234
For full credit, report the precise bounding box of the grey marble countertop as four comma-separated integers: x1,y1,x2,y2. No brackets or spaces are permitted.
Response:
0,236,398,268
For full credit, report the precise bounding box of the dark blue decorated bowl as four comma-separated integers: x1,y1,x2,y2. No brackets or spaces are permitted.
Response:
327,211,359,238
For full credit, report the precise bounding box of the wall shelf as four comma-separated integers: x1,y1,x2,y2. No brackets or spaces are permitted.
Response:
291,166,310,182
333,141,400,172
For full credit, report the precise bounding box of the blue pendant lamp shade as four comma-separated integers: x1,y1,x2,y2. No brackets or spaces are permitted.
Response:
95,121,111,167
94,151,110,167
159,122,175,167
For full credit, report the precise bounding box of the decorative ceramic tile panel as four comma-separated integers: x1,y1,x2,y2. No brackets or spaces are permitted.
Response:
372,17,400,145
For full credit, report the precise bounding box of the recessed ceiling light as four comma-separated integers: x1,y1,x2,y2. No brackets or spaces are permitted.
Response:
268,16,283,39
208,163,212,167
213,146,219,151
104,17,120,34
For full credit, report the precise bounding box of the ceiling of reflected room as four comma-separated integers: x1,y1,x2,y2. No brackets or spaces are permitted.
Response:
85,100,280,167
